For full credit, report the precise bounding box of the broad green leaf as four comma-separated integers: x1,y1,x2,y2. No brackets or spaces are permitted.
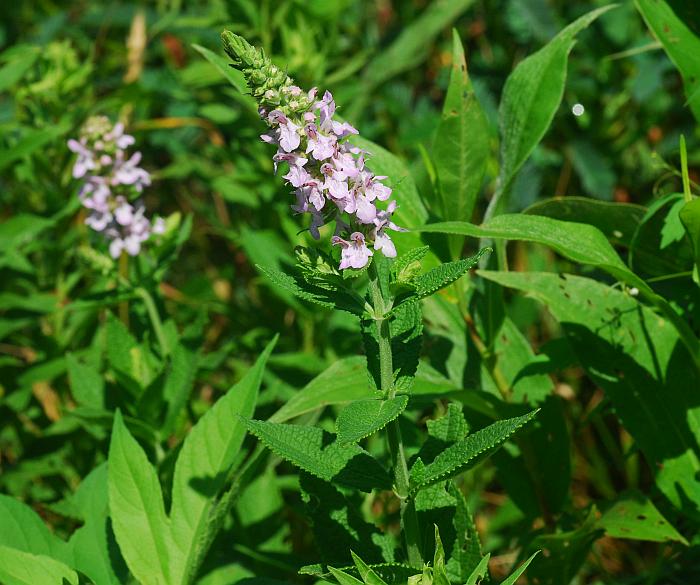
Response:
680,197,700,282
412,411,537,492
169,337,276,585
66,353,104,409
192,43,248,94
245,420,391,492
479,270,700,515
67,464,126,585
0,214,53,250
108,410,172,585
433,30,489,224
525,197,646,248
362,0,477,88
161,343,199,435
636,0,700,121
257,264,365,316
0,494,68,559
419,214,700,364
499,551,539,585
498,6,615,191
270,356,369,423
597,491,686,544
0,546,78,585
336,395,409,444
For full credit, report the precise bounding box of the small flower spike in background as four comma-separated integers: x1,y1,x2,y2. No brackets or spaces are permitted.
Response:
68,116,164,259
222,31,404,271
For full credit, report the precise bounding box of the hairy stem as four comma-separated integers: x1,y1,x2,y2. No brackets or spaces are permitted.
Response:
367,261,423,568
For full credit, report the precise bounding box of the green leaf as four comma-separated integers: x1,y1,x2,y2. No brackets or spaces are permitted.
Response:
680,197,700,283
464,554,490,585
499,551,539,585
525,197,646,248
108,410,173,585
419,213,700,365
409,248,491,301
192,43,248,94
0,47,38,91
66,464,127,585
432,526,450,585
411,411,537,492
498,6,615,191
636,0,700,121
0,494,68,559
351,551,389,585
271,356,370,423
257,265,365,316
245,420,392,492
336,395,409,444
362,0,477,88
597,491,687,544
66,353,104,409
479,270,700,516
433,30,489,224
169,337,276,585
0,546,79,585
328,567,364,585
161,343,199,435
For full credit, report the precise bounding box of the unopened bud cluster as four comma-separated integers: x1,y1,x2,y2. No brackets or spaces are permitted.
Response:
68,116,164,259
222,31,404,270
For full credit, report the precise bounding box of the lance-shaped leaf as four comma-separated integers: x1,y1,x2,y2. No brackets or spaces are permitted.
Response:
411,411,537,493
168,337,276,584
245,420,391,492
0,546,79,585
258,265,366,316
108,410,173,585
408,248,491,301
336,396,409,444
498,6,615,191
499,552,540,585
433,30,488,225
636,0,700,121
680,197,700,283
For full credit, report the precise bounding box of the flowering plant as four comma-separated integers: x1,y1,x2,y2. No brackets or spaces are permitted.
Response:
68,116,164,258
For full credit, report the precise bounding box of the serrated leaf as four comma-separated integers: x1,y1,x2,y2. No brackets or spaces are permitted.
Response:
336,395,409,444
351,551,389,585
393,246,429,281
427,403,469,442
0,546,79,585
258,264,365,316
169,337,276,585
412,411,537,492
409,248,490,301
108,410,173,585
328,567,364,585
246,420,391,492
498,6,615,190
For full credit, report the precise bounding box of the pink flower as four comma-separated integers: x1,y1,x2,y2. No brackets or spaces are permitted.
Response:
333,232,373,269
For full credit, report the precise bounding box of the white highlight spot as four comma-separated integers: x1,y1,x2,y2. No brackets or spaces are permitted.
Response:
629,287,639,297
572,103,585,117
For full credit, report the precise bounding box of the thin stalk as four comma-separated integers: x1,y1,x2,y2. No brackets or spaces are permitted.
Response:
118,252,130,328
135,287,169,357
367,262,423,568
681,134,692,203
